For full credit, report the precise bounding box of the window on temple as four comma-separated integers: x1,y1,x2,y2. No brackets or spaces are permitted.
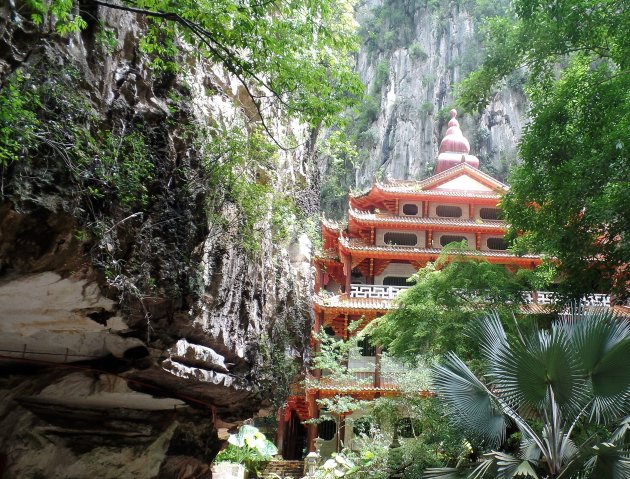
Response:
318,420,337,440
358,336,376,357
382,276,409,286
479,207,503,220
436,205,463,218
351,269,365,283
440,235,468,247
383,232,418,246
402,203,419,216
487,237,508,250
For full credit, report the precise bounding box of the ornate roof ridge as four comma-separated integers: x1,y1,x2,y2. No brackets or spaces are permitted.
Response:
339,236,541,259
348,208,506,228
321,214,345,231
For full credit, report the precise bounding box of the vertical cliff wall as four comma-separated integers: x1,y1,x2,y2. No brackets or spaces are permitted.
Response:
0,2,313,478
320,0,528,218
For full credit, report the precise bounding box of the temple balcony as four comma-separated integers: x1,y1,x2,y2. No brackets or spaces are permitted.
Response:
349,284,411,300
348,284,626,308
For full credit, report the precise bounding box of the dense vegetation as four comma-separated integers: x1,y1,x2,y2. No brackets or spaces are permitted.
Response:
459,0,629,299
20,0,363,137
429,308,630,478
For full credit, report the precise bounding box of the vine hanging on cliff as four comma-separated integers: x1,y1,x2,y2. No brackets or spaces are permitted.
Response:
17,0,364,149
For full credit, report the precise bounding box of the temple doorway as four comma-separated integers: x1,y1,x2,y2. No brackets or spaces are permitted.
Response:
282,410,306,460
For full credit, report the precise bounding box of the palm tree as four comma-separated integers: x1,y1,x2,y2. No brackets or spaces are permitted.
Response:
425,306,630,478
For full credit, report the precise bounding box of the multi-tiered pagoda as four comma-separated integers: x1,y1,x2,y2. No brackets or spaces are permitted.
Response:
277,110,622,460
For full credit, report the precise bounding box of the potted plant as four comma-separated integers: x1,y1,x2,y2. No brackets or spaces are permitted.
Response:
212,425,278,478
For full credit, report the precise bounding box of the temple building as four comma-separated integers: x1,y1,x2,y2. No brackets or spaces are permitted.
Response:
276,110,620,459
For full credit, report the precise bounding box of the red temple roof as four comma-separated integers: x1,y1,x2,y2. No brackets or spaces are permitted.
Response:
347,208,507,234
338,236,542,266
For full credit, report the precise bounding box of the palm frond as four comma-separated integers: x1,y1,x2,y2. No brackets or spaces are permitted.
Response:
610,415,630,444
433,353,507,446
493,452,540,478
585,442,630,479
423,467,469,479
564,308,630,422
471,311,510,367
520,434,542,462
490,325,588,416
468,457,496,479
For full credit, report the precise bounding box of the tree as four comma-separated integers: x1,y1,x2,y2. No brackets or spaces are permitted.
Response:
367,244,543,366
13,0,364,147
457,0,629,298
426,307,630,479
307,330,471,479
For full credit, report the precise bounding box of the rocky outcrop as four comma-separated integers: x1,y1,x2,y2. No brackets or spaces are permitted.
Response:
324,0,527,199
0,2,312,478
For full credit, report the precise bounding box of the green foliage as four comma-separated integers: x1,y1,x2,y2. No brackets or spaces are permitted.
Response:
0,65,154,209
85,131,154,207
203,126,299,252
214,425,278,476
27,0,364,128
95,27,119,53
319,130,359,220
373,60,390,92
409,42,428,61
0,71,42,165
419,101,434,115
457,0,629,298
366,246,543,366
27,0,87,33
428,308,630,478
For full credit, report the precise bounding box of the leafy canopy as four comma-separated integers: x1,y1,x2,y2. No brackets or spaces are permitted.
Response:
457,0,629,298
22,0,364,138
366,245,542,366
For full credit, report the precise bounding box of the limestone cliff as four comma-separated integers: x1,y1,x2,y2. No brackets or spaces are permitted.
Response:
0,2,312,478
320,0,528,218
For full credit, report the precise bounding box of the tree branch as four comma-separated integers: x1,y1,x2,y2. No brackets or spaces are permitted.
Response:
89,0,304,150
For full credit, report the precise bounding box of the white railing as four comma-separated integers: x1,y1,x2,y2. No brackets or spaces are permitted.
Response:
523,291,614,307
350,285,621,307
350,284,410,299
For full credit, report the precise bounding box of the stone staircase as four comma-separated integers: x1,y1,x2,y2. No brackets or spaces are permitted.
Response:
261,460,304,479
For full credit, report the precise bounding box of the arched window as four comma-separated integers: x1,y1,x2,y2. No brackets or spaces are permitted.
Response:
479,207,503,220
318,420,337,441
383,232,418,246
487,237,508,250
439,235,468,247
382,276,409,286
436,205,463,218
402,204,419,216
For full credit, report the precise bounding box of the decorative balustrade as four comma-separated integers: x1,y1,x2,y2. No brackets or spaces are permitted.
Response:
350,284,410,299
350,284,621,307
523,291,614,307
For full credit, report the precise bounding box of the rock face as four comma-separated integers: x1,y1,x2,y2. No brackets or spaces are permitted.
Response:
326,0,527,197
0,3,312,478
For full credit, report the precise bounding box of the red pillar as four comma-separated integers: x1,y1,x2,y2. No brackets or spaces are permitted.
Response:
344,254,352,294
315,263,322,293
